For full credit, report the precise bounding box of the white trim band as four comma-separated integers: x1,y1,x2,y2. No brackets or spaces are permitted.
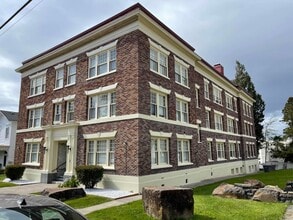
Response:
150,130,172,138
85,83,118,96
149,82,171,94
26,102,45,109
83,131,117,139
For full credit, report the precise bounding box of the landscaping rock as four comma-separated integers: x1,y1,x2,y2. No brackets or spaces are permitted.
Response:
142,186,194,220
252,185,283,202
41,187,86,201
212,183,245,199
244,179,265,189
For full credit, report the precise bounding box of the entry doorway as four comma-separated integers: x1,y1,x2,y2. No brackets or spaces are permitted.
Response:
56,142,67,178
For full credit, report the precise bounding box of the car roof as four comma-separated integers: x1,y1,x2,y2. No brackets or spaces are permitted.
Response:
0,194,63,208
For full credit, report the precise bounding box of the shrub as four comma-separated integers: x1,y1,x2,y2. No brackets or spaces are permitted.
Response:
5,165,26,180
59,175,80,188
75,165,103,188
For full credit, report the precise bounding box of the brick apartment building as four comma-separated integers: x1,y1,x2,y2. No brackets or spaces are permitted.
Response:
15,3,257,192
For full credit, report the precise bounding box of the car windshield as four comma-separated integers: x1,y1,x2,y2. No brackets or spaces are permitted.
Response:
0,205,86,220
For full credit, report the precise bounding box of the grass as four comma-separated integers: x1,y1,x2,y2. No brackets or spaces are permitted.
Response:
64,195,112,209
0,174,15,188
85,170,293,220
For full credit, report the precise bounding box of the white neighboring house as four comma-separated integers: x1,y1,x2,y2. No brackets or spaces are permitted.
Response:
0,110,18,169
259,138,293,169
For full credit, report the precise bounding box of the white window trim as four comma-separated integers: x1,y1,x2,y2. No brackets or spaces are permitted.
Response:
205,106,211,111
85,83,118,96
65,57,78,65
52,98,63,104
24,138,43,143
64,94,76,101
177,139,192,166
28,69,47,79
149,82,171,94
174,56,190,68
148,39,170,56
26,102,45,110
86,40,118,57
214,110,224,116
54,63,65,70
149,130,172,138
175,92,191,102
176,133,193,140
83,131,117,139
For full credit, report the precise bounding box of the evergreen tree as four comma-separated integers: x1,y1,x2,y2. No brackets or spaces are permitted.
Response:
283,97,293,138
233,60,265,149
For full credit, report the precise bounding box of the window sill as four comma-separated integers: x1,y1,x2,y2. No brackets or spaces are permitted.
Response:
208,159,214,162
150,69,170,80
101,166,115,170
178,162,193,166
217,158,227,162
53,87,63,91
230,157,238,160
65,83,76,88
175,82,190,89
87,70,116,80
151,164,172,169
28,92,45,98
22,162,40,167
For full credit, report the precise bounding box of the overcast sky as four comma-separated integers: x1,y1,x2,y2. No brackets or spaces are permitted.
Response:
0,0,292,134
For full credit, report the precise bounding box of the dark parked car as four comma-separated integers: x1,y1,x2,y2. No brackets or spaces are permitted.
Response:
0,194,87,220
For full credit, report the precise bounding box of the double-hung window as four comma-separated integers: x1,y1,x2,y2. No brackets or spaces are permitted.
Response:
205,110,211,128
177,135,192,165
67,64,76,85
88,92,116,119
88,46,117,78
175,59,189,87
214,112,223,131
86,139,115,168
149,39,170,77
229,143,236,159
28,107,43,128
175,93,190,123
227,117,234,133
226,93,233,110
25,143,40,164
55,68,64,89
150,92,167,118
66,101,74,122
204,80,210,99
151,138,169,167
29,71,46,96
54,103,62,123
216,142,226,160
213,85,222,105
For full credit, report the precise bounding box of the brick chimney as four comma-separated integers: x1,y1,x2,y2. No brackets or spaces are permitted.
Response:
214,64,224,75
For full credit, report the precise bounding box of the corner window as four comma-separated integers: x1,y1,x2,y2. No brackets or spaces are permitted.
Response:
150,91,167,118
150,47,168,77
29,74,46,96
88,92,116,120
86,139,115,168
151,137,169,167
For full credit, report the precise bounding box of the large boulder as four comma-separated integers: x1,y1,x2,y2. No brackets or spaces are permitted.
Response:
41,187,86,201
252,185,283,202
212,183,245,199
142,186,194,220
244,179,265,189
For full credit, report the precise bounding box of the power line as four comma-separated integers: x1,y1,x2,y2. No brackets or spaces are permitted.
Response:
0,0,44,37
0,0,32,30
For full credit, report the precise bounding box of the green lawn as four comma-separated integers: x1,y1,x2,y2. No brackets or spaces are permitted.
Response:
85,170,292,220
64,195,111,209
0,174,15,188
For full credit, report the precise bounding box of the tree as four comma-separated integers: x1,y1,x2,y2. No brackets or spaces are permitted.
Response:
233,60,265,149
271,136,293,162
262,116,278,163
283,97,293,138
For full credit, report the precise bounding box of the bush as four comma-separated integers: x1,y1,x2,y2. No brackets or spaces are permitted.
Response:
5,165,26,180
75,165,103,188
59,175,80,188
